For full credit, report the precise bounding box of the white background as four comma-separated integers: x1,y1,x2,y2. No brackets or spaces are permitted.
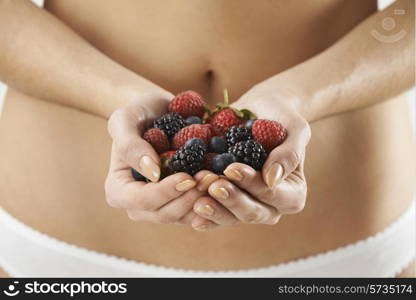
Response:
0,0,414,130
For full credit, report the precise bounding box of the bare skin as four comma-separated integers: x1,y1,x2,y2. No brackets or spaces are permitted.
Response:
0,0,414,275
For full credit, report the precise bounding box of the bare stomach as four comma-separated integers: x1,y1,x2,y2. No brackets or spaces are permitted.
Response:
0,0,415,271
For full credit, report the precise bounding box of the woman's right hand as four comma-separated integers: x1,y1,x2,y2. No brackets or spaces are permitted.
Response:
104,94,219,227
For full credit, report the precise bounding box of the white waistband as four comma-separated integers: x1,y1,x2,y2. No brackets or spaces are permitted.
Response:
0,202,414,277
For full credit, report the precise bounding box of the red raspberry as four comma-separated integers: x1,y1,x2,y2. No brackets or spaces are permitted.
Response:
160,150,176,162
168,91,206,118
205,153,217,171
209,108,242,136
202,124,215,136
172,124,211,150
160,151,176,178
251,120,287,152
143,128,170,154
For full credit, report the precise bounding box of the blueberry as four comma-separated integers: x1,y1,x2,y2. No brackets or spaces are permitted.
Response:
184,138,206,148
245,119,256,130
131,168,146,181
208,136,228,153
185,116,202,125
212,153,237,174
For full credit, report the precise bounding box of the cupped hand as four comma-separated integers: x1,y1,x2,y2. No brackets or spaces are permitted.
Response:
105,94,219,226
192,88,311,230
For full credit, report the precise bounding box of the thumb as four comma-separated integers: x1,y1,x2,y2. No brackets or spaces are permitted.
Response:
262,118,311,189
108,105,161,182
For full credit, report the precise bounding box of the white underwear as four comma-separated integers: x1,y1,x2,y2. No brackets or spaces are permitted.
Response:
0,202,414,277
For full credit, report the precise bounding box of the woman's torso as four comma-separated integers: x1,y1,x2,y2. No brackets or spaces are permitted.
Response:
0,0,414,270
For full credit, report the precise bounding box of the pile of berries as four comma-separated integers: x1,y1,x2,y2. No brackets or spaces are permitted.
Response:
132,90,287,180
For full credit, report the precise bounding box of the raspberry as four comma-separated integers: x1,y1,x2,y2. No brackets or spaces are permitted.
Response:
143,128,170,153
160,151,176,178
228,140,267,170
209,108,242,136
225,126,252,147
203,124,215,136
168,91,206,118
170,144,207,175
172,124,211,150
251,120,287,152
152,112,186,139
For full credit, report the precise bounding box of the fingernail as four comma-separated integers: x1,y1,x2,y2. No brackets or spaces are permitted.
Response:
223,168,243,181
197,174,219,191
211,187,229,200
194,224,209,231
176,179,197,192
266,163,283,189
196,204,215,217
139,155,160,182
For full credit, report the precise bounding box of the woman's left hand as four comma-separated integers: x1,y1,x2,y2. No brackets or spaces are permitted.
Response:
191,86,311,231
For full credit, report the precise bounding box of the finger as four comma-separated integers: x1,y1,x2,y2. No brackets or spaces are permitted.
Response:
271,165,308,214
177,210,199,225
223,163,269,198
208,179,280,225
262,117,311,189
194,170,219,192
108,105,160,182
191,215,221,232
223,163,284,209
105,170,196,210
176,211,220,230
154,188,205,224
193,196,238,226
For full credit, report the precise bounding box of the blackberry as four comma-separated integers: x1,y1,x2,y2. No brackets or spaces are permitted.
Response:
228,140,267,170
170,144,207,175
225,126,252,147
152,112,186,139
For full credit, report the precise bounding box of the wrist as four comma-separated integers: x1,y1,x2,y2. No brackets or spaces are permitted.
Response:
244,69,327,123
275,72,325,123
234,80,310,122
106,84,172,120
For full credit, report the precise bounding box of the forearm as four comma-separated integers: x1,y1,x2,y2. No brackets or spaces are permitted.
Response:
249,0,414,122
0,0,170,119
